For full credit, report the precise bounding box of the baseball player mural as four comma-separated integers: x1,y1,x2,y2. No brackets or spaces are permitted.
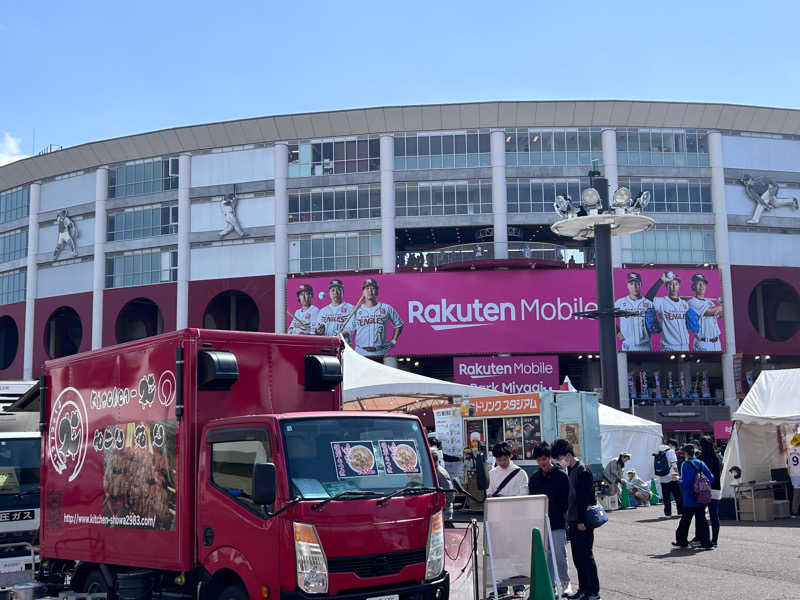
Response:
344,278,404,357
687,273,723,351
645,272,690,352
315,279,355,337
287,283,319,334
614,272,655,351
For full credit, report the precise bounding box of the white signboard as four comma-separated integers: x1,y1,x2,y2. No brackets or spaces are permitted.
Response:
484,495,549,583
433,406,462,457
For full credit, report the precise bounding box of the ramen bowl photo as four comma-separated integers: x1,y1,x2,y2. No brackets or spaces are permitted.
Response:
392,444,418,472
346,445,375,474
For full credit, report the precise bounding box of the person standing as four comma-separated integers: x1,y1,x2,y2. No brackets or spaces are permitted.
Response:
487,442,528,498
552,438,601,600
656,439,683,518
673,444,714,550
688,273,723,351
787,433,800,518
698,436,722,545
288,284,319,334
315,279,354,336
529,442,573,597
645,272,690,352
615,272,654,351
431,446,454,528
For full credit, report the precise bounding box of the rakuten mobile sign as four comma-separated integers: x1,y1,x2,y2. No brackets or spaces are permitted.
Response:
453,356,559,394
286,270,599,355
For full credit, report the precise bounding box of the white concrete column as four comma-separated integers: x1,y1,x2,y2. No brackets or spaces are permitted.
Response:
709,131,737,413
490,129,508,259
602,128,631,410
176,153,191,330
23,182,41,380
380,134,396,273
274,143,289,334
92,166,108,349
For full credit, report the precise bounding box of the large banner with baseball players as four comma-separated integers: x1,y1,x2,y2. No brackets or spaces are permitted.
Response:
614,268,725,353
287,269,725,356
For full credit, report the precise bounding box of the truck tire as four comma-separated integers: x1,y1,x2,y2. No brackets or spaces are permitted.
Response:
219,584,248,600
84,569,114,598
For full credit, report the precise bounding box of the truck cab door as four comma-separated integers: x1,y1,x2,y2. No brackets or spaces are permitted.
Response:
197,422,280,597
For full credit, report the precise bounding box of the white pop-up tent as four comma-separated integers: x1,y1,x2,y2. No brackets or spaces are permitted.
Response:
342,343,501,410
599,404,663,482
721,369,800,496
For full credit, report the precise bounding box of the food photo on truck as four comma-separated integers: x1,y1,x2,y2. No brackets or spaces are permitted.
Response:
34,329,449,600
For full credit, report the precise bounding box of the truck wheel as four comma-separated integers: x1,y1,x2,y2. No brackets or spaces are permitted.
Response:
84,569,114,597
219,584,248,600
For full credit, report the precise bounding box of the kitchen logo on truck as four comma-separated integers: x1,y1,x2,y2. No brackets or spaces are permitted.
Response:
47,387,90,483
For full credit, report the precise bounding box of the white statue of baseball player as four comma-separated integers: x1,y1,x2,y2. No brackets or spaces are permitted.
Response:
614,272,654,351
287,283,319,335
645,272,690,352
344,278,403,357
687,273,723,351
315,279,354,337
53,209,78,259
219,193,246,238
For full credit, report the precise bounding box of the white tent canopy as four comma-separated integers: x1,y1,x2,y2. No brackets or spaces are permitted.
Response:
342,343,501,403
722,369,800,497
599,403,663,482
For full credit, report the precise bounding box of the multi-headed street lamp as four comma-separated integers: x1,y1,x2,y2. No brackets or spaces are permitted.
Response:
551,175,655,410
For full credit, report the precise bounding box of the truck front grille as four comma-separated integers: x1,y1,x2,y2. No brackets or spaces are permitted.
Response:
328,548,426,578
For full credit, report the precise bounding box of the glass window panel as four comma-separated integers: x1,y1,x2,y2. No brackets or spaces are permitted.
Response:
566,131,578,151
369,138,380,158
357,140,368,159
406,136,417,156
431,136,442,155
553,131,566,152
442,135,454,155
478,133,490,153
418,136,429,156
466,133,478,154
454,134,466,154
541,132,553,152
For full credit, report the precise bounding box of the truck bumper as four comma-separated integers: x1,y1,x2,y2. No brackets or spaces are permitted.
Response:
281,571,449,600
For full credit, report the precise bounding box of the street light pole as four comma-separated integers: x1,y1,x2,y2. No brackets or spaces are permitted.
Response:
551,174,654,409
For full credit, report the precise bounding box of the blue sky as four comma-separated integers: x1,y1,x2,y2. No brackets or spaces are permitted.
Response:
2,0,799,165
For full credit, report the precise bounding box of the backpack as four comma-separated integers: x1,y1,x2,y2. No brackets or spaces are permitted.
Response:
689,460,712,505
653,450,670,477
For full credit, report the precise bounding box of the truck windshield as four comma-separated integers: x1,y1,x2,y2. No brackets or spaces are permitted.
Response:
281,417,435,499
0,437,40,509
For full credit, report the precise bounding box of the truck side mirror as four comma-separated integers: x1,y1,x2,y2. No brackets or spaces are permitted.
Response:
305,354,342,391
475,452,489,491
252,463,277,506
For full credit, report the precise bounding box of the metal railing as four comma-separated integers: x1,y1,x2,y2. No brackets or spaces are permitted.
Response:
396,242,592,269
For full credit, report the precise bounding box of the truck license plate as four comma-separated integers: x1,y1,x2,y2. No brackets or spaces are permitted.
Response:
368,595,399,600
0,510,35,522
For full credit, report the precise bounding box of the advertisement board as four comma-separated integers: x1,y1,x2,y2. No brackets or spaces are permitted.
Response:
286,271,599,355
613,268,725,353
453,355,559,394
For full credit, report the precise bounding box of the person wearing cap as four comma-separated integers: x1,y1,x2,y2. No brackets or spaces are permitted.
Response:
625,469,652,506
645,272,690,351
688,273,723,351
315,279,354,337
603,452,631,498
614,272,655,351
344,278,403,358
288,283,320,335
787,433,800,518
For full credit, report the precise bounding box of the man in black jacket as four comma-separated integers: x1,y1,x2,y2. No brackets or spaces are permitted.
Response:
552,438,601,600
529,442,573,597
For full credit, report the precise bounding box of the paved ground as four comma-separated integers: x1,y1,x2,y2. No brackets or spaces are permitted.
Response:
554,505,800,600
454,503,800,600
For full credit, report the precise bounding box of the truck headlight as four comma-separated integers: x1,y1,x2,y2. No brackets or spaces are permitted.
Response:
424,511,444,580
294,522,328,594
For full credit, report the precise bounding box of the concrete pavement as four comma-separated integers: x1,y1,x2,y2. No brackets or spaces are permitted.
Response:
583,505,800,600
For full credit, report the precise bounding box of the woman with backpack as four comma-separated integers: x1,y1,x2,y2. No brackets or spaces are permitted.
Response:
673,444,714,550
699,436,722,546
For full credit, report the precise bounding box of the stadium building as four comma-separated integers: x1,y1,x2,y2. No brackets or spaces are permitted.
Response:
1,100,799,437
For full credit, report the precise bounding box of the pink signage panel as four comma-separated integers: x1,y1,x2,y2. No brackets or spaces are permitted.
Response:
453,355,559,394
613,268,725,353
713,420,733,440
286,271,599,355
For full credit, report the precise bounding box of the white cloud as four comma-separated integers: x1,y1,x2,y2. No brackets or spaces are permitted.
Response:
0,132,30,167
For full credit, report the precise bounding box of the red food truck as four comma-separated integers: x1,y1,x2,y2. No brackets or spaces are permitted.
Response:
37,329,448,600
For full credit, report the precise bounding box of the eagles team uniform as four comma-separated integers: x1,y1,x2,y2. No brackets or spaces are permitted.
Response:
288,305,319,335
654,296,689,351
346,302,403,357
688,297,722,351
614,296,654,351
316,302,354,336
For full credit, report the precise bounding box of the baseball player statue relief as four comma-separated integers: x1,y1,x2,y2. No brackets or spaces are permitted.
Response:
53,209,78,259
645,272,690,352
687,273,723,351
615,272,655,351
219,193,246,238
315,279,354,337
287,284,319,335
344,278,403,358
